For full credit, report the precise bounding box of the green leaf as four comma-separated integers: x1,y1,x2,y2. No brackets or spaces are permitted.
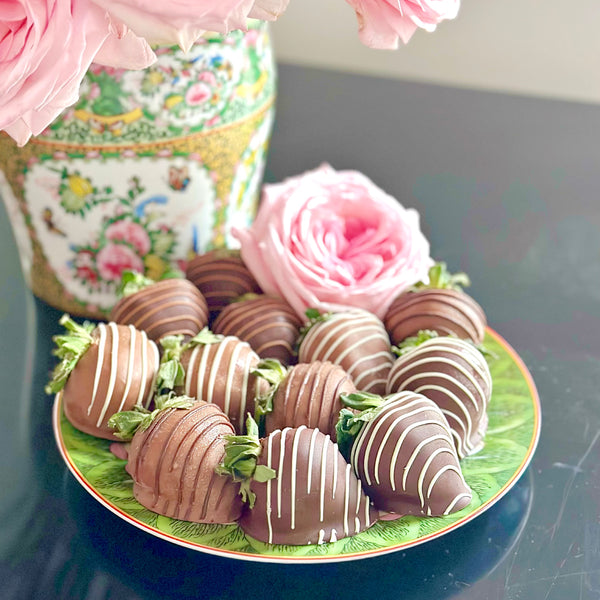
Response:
340,391,384,412
156,358,185,392
159,335,185,361
392,330,439,356
252,359,288,423
216,414,275,508
158,268,184,281
231,293,261,304
45,314,95,394
108,405,152,440
116,270,155,298
336,393,387,460
185,327,223,348
335,409,360,461
295,308,333,352
413,262,471,291
108,393,195,440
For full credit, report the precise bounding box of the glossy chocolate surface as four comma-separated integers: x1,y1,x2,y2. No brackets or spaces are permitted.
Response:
110,278,209,343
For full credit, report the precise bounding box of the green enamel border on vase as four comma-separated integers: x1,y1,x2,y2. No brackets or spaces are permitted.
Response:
53,327,541,563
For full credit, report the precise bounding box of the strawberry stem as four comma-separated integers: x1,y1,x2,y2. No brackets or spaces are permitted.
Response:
252,358,289,424
216,414,276,508
108,393,195,441
413,262,471,291
45,314,95,394
392,329,439,357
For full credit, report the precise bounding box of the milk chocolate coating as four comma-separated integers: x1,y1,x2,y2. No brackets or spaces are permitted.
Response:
386,337,492,458
110,278,209,343
265,361,356,440
126,401,243,524
180,336,270,434
63,322,159,440
384,289,486,346
185,250,261,320
213,295,302,365
350,391,472,516
298,309,394,395
240,427,378,545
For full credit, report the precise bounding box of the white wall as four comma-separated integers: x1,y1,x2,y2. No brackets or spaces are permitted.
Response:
271,0,600,104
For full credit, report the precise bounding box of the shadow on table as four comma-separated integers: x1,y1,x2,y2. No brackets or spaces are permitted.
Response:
65,467,534,600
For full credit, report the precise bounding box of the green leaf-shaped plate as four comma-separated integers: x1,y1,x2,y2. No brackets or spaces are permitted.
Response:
53,327,540,563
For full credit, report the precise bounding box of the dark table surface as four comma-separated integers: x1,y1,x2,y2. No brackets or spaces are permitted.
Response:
1,64,599,600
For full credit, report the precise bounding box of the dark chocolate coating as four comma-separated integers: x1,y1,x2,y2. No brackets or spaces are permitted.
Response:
386,337,492,458
185,250,261,320
180,336,270,434
126,401,243,524
298,309,394,395
213,295,302,365
63,322,159,440
350,391,472,516
265,361,356,440
240,427,378,545
110,278,208,343
384,288,487,346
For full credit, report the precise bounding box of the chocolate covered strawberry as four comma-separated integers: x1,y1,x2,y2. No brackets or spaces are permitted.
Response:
109,395,243,524
159,330,269,435
337,390,472,517
297,308,394,395
110,271,209,343
46,315,159,440
387,332,492,458
185,249,261,321
218,417,378,545
253,359,356,440
384,262,486,345
212,294,302,365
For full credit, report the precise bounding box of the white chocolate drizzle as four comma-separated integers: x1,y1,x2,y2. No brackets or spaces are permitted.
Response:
88,323,107,416
351,391,471,517
386,337,492,458
95,322,120,427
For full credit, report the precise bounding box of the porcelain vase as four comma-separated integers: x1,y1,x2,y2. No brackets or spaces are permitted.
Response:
0,23,275,319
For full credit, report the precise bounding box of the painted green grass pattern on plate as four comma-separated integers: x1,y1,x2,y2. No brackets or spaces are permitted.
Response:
59,331,537,559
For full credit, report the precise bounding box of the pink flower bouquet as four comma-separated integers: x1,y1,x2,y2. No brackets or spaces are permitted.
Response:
0,0,459,145
234,164,433,319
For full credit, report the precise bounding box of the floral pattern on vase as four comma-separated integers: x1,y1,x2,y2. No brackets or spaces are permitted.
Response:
0,22,275,318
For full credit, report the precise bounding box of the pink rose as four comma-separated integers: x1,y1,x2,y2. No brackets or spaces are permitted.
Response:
234,164,433,319
345,0,460,49
96,243,144,281
0,0,155,146
90,0,290,52
105,220,152,255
